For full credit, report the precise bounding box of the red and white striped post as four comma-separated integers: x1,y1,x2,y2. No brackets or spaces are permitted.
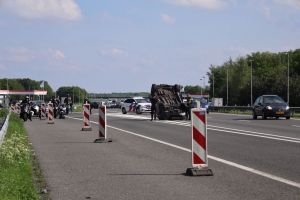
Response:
40,103,46,120
186,108,213,176
94,105,112,143
16,105,21,115
47,103,54,124
82,104,92,131
11,105,15,113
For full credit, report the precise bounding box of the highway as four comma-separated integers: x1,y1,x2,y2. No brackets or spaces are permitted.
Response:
24,109,300,200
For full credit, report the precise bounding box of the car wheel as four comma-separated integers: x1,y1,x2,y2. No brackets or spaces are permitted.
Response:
122,107,127,114
252,110,257,119
262,111,267,119
275,116,279,119
286,116,290,119
136,108,141,114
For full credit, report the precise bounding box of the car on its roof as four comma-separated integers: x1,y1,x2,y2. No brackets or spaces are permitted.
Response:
121,97,151,114
252,94,290,120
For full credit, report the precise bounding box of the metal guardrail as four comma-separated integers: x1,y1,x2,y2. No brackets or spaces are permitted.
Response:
209,106,300,116
0,110,11,147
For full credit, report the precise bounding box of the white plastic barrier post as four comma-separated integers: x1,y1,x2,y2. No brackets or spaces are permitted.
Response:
47,103,54,124
16,105,20,115
82,104,92,131
186,108,213,176
40,103,46,120
10,105,15,113
94,105,112,143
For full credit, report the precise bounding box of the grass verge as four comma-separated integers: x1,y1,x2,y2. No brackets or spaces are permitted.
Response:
0,109,49,200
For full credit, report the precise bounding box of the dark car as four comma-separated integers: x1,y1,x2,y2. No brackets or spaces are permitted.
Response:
90,102,100,109
252,95,290,120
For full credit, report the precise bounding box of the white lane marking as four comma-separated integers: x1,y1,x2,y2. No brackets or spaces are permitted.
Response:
238,120,250,122
106,114,300,142
209,125,300,142
67,116,300,188
210,128,300,144
292,125,300,128
209,112,300,120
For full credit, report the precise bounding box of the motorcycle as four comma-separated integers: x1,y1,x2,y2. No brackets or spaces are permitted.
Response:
30,102,40,117
20,103,31,121
65,104,70,115
59,104,66,119
53,102,58,118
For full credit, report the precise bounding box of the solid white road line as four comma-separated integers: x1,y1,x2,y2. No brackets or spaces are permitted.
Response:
67,116,300,189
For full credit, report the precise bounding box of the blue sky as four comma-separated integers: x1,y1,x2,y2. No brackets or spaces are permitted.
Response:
1,0,300,93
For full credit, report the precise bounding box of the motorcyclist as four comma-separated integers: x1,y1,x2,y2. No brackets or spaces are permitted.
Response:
20,96,32,121
56,96,61,107
64,94,72,115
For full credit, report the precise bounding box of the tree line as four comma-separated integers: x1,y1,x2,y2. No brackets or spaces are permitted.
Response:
0,79,149,103
183,49,300,107
2,48,299,106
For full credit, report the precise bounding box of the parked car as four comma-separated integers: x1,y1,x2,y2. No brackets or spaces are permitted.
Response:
252,95,290,119
121,97,151,114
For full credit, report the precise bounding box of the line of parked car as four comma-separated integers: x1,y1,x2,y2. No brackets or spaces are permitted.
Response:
90,99,125,109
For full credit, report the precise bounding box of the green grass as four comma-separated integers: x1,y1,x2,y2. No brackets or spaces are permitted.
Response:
0,110,48,200
73,103,83,112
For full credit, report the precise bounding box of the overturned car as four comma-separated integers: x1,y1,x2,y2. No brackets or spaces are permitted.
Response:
151,84,186,120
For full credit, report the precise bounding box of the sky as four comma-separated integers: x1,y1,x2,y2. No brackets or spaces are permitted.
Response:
0,0,300,93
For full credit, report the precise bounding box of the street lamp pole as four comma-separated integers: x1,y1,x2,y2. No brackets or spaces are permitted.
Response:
250,60,253,106
226,67,228,106
287,52,289,103
200,79,202,96
212,72,214,98
202,76,205,97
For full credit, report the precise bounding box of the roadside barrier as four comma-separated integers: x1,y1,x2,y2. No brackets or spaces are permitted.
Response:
10,105,15,113
82,104,92,131
94,105,112,143
48,103,54,124
186,108,213,176
16,105,20,115
40,103,46,120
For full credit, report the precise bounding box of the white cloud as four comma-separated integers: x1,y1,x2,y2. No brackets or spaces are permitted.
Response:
161,0,227,9
161,13,176,23
100,48,128,57
9,47,30,54
48,49,66,59
3,0,83,20
7,47,35,62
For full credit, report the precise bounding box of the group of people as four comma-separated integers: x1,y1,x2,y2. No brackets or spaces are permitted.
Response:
49,94,73,115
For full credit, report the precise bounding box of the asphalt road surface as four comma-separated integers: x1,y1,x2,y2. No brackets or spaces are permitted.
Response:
24,109,300,200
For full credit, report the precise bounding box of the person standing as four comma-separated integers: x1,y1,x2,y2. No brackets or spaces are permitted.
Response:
64,94,72,115
56,96,61,107
185,93,193,120
149,94,159,121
